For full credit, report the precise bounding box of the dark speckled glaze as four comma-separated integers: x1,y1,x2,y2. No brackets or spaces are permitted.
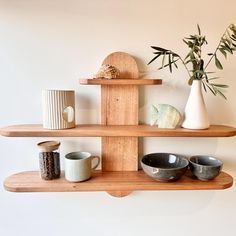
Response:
189,155,223,181
141,153,189,182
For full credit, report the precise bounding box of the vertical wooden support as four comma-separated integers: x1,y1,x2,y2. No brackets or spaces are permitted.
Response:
101,52,139,197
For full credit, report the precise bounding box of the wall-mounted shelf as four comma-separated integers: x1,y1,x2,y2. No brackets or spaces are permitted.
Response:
1,124,236,137
2,51,235,197
4,170,233,193
79,78,162,85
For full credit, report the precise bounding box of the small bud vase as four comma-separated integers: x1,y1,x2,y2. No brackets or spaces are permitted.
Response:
182,80,210,129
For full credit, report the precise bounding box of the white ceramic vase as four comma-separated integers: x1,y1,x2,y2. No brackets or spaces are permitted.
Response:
182,80,210,129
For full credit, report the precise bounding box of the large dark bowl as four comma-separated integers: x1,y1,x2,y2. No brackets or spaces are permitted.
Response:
141,153,189,182
189,155,223,181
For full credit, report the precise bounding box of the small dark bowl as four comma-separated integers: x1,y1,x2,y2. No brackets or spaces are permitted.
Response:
189,155,223,181
141,153,189,182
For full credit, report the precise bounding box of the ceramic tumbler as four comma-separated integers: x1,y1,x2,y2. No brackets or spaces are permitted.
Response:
65,151,100,182
42,90,75,129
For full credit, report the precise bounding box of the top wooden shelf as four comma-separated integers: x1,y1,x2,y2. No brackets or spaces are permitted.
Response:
79,78,162,85
1,124,236,137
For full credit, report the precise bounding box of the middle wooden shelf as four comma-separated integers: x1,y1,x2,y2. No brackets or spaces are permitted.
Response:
1,124,236,137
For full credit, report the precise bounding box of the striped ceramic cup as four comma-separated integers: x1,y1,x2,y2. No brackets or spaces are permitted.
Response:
42,90,75,129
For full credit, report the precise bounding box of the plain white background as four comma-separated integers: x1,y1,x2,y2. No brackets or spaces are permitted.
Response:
1,0,236,235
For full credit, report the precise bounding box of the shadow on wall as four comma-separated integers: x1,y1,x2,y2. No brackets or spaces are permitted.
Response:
75,88,100,124
133,55,188,124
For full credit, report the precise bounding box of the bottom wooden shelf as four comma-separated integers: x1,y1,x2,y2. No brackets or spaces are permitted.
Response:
4,170,233,193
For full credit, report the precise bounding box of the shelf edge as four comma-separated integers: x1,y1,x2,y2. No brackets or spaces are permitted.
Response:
79,78,162,85
1,125,236,138
4,170,233,193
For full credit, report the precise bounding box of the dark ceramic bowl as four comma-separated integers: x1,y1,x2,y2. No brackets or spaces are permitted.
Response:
141,153,189,182
189,155,223,181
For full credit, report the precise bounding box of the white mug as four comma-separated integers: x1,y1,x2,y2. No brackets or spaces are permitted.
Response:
65,151,100,182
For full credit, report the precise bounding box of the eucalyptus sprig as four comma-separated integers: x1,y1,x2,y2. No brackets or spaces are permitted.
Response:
148,24,236,99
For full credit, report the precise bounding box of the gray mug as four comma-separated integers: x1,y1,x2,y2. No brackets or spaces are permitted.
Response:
65,151,100,182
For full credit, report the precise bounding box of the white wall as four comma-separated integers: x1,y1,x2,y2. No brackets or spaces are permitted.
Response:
1,0,236,235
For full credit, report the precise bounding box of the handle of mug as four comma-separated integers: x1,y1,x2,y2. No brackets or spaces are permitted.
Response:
62,106,75,123
91,156,100,170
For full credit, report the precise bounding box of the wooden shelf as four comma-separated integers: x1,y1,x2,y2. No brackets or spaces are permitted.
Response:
1,124,236,137
79,78,162,85
4,170,233,193
2,52,235,197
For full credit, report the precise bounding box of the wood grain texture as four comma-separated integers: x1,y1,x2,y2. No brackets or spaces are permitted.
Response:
79,79,162,85
1,124,236,137
106,191,132,197
102,85,138,125
101,52,139,172
102,137,138,171
4,170,233,193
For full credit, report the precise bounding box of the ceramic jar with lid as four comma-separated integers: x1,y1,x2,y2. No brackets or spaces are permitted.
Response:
37,141,61,180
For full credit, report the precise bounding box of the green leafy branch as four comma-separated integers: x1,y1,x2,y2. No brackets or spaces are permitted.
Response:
148,24,236,99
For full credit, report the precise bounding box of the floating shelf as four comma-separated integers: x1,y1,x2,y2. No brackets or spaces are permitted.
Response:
4,170,233,193
2,52,236,197
79,78,162,85
1,124,236,137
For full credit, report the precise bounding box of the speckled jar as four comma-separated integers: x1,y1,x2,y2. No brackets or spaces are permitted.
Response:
37,141,61,180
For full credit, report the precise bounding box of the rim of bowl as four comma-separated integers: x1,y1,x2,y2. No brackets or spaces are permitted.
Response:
141,153,189,170
189,155,223,167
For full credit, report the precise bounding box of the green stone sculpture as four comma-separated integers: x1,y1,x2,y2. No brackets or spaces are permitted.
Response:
150,104,181,129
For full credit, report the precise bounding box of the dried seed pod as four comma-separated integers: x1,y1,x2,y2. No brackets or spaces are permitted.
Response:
95,64,120,79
